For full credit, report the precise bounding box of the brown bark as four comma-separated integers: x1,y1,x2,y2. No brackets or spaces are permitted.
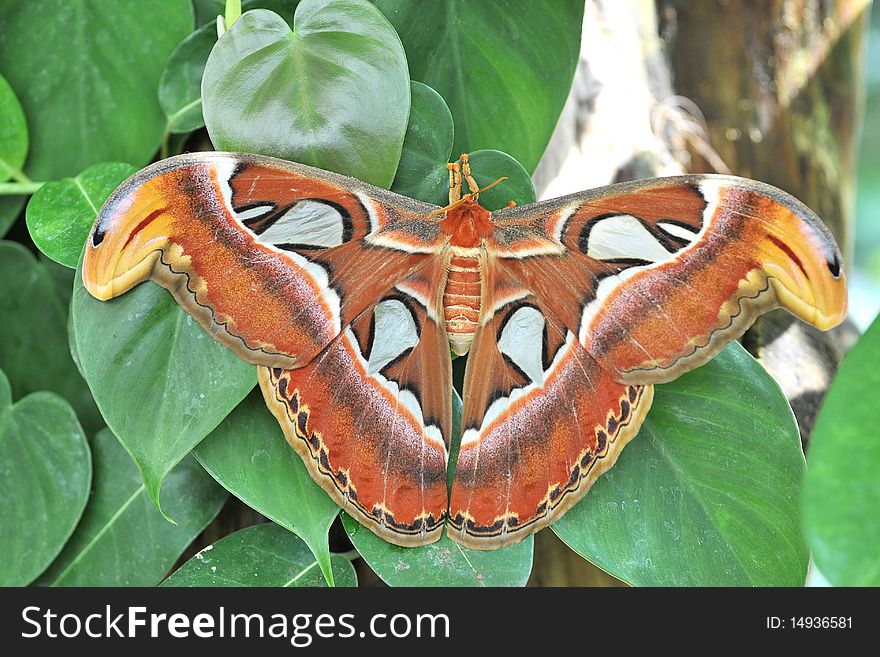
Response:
657,0,869,441
657,0,868,254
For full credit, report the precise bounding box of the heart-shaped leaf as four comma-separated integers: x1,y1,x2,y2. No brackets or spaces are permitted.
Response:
0,72,27,182
0,241,101,432
38,428,228,586
802,314,880,586
553,342,808,586
0,371,91,586
0,0,193,179
374,0,584,174
159,23,217,134
202,1,410,187
194,391,341,585
71,267,257,513
158,1,309,137
26,163,137,268
391,81,454,206
343,514,533,587
162,523,357,587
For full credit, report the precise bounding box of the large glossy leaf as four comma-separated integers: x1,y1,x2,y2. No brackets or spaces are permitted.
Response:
552,343,808,586
0,0,193,179
26,163,137,268
159,1,305,136
202,1,410,187
0,196,25,238
0,72,27,182
802,314,880,586
162,523,357,587
0,372,91,586
71,267,257,512
159,23,217,134
38,428,227,586
0,241,101,432
391,82,454,206
194,391,341,585
374,0,584,174
344,514,532,587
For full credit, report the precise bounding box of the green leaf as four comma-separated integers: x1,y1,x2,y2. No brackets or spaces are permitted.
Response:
374,0,584,174
0,373,91,586
26,163,137,268
194,391,341,585
0,72,27,182
160,23,217,134
802,314,880,586
71,265,257,513
0,241,102,432
343,514,533,587
0,195,25,238
159,1,304,136
202,1,410,187
225,0,243,27
553,343,808,586
196,0,300,27
0,0,193,179
463,150,536,211
391,82,454,205
162,523,357,587
38,428,227,586
393,147,533,211
41,255,75,309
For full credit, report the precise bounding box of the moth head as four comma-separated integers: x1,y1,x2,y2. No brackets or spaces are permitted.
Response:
759,202,847,331
83,171,176,301
434,172,506,248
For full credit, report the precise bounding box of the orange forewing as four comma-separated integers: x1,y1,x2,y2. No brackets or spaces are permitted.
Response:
490,176,847,385
83,152,440,369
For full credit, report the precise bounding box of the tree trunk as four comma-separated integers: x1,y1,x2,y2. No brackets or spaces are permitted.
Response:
657,0,868,442
529,0,869,586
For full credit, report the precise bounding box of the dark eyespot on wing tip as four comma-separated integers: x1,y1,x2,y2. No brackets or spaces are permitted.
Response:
827,253,842,278
91,227,106,247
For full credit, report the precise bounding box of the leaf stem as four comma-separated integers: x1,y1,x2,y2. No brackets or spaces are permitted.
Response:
160,122,171,160
0,180,44,195
10,167,33,184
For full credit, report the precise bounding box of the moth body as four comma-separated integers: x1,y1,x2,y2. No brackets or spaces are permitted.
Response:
439,193,494,355
444,250,483,355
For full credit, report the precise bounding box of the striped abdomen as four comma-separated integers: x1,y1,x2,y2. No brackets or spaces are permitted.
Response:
444,255,482,355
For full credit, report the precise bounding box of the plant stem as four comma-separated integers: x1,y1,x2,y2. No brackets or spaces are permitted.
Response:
160,122,171,159
0,180,44,194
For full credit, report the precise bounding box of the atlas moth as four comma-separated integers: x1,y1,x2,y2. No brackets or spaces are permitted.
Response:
83,151,846,549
